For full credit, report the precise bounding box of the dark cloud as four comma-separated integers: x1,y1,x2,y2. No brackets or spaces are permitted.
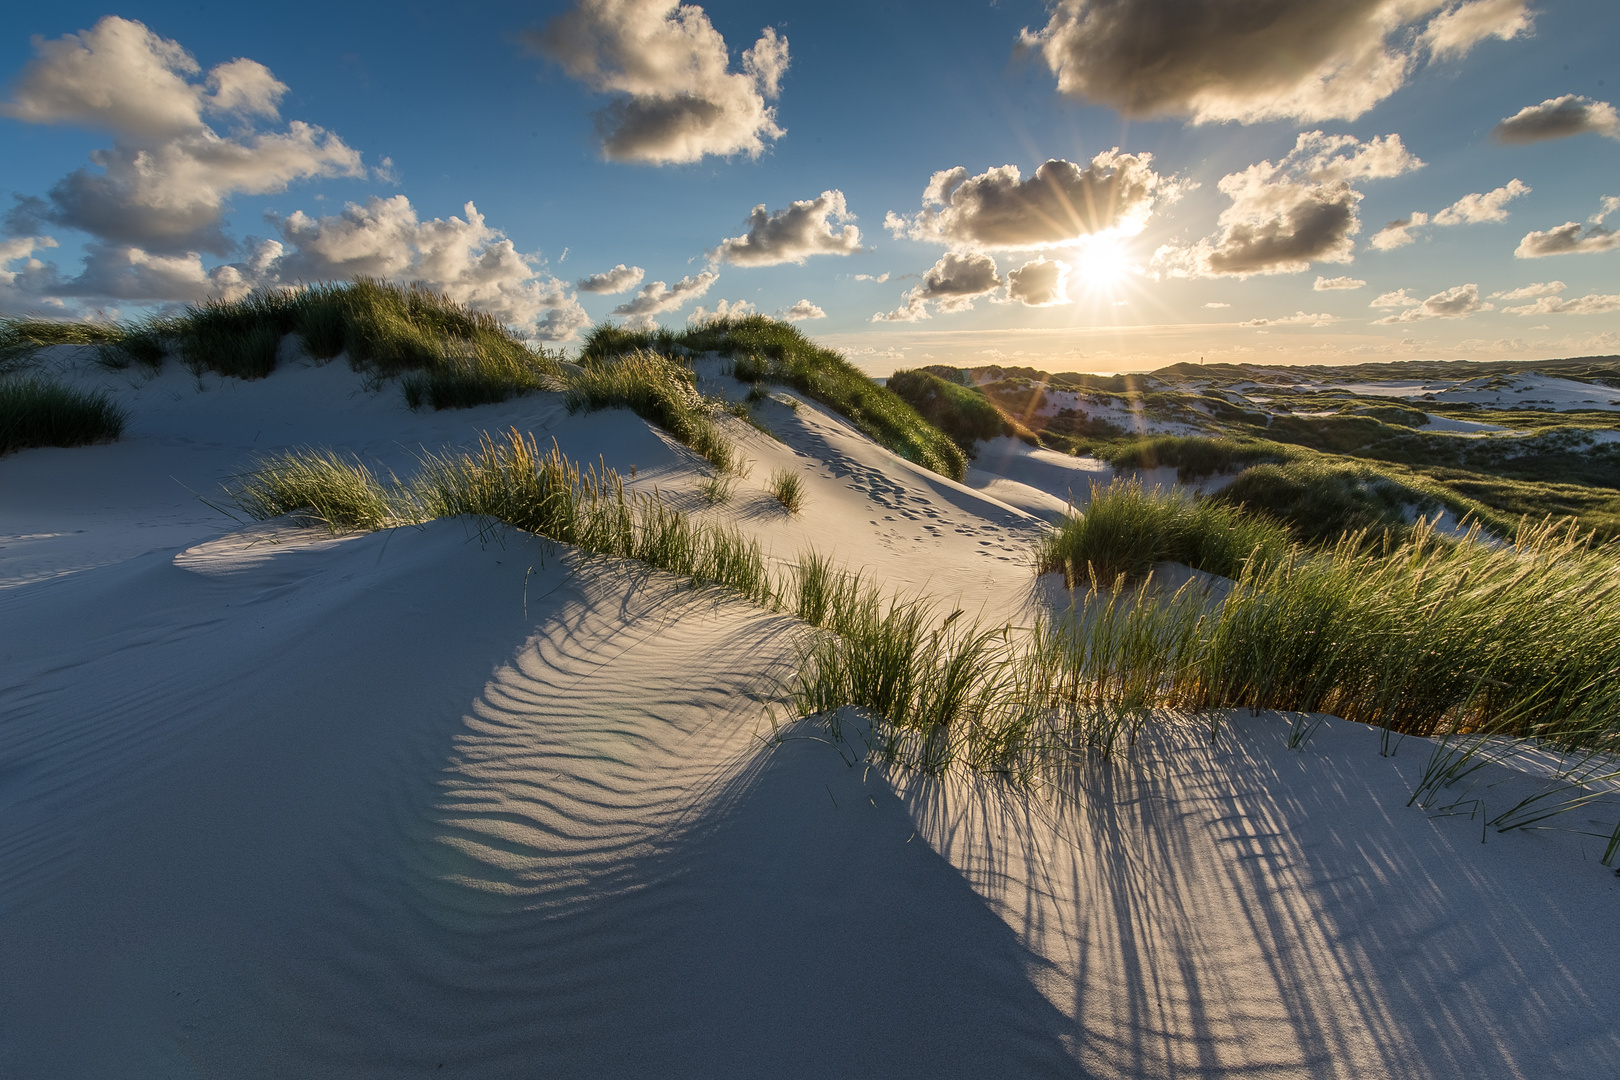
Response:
1514,222,1620,258
1493,95,1618,143
1006,259,1069,306
887,152,1180,250
1020,0,1531,124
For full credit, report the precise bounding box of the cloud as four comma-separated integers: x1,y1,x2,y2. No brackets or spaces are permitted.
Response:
1369,213,1427,251
1006,258,1070,306
854,272,889,282
0,15,284,137
1503,292,1620,316
267,196,587,339
1202,301,1230,308
1419,0,1534,59
576,263,644,294
1314,275,1366,290
1239,311,1337,327
777,298,825,321
1370,288,1423,308
52,240,278,304
687,298,753,326
0,17,363,255
873,252,1002,322
1515,223,1620,258
610,269,717,328
0,235,62,308
1369,179,1531,252
1154,133,1419,278
1491,281,1564,300
1492,94,1620,143
1372,282,1491,322
708,190,861,266
1432,179,1531,225
886,151,1183,250
1019,0,1531,125
528,0,787,164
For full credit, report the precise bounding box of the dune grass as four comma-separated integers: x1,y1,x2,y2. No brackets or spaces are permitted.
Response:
579,316,966,481
228,430,775,606
564,349,736,472
1036,478,1291,585
223,449,407,532
698,473,735,505
0,377,129,456
1,317,126,372
42,280,566,407
800,514,1620,777
1210,459,1441,545
767,468,805,513
1086,434,1289,480
885,368,1035,454
223,431,1620,781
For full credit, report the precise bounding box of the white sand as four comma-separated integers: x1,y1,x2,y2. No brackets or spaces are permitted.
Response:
3,351,1618,1076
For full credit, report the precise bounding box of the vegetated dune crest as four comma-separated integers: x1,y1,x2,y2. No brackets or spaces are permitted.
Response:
1,342,1617,1078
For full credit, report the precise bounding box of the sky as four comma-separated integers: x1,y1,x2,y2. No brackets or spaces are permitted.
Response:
0,0,1616,375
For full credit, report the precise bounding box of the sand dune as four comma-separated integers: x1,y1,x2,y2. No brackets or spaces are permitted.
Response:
3,353,1617,1076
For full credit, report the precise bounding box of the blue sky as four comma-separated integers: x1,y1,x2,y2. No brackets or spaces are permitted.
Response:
1,1,1616,373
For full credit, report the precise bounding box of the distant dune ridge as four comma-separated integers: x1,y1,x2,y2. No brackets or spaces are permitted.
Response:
2,319,1619,1076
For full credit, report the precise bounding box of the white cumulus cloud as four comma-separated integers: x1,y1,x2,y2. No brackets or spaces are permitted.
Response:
708,190,862,266
266,196,587,340
873,252,1002,322
1019,0,1531,125
886,151,1183,250
1371,179,1531,250
1491,281,1564,300
1154,132,1420,277
1372,283,1491,322
1314,275,1366,290
0,16,363,255
1370,288,1424,308
777,299,825,321
1502,292,1620,316
1431,179,1531,225
576,263,644,294
687,298,753,326
1420,0,1534,60
610,269,717,329
528,0,788,164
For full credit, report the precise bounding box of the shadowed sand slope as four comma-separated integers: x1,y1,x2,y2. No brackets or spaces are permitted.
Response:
0,521,1074,1077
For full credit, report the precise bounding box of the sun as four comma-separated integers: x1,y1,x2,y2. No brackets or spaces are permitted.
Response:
1073,235,1132,293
